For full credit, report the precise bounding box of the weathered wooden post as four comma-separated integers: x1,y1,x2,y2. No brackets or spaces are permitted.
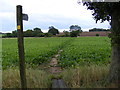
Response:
16,5,27,88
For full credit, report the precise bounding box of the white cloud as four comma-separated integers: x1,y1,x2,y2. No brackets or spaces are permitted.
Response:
0,12,14,18
1,0,110,32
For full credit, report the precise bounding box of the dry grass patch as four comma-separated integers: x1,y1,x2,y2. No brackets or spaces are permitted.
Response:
2,69,51,88
61,64,113,88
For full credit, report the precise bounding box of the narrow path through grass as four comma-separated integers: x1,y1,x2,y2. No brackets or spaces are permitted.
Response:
48,49,67,88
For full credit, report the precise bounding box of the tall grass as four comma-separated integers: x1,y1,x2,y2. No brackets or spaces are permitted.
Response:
2,69,51,88
61,64,117,88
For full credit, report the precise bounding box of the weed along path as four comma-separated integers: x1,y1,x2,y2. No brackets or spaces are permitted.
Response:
48,50,67,88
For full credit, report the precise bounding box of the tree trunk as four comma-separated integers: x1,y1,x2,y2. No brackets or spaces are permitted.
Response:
108,9,120,87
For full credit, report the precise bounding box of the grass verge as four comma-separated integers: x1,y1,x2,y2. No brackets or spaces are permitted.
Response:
61,64,118,88
2,69,51,88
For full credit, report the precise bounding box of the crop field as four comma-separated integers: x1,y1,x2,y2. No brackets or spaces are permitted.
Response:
2,37,113,88
2,37,71,69
2,37,111,69
59,37,111,67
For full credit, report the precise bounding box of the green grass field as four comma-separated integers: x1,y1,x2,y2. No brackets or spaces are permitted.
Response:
2,37,71,69
59,37,111,67
2,37,111,69
2,37,114,88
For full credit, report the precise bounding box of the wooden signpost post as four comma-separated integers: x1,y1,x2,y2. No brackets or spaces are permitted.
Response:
16,5,28,88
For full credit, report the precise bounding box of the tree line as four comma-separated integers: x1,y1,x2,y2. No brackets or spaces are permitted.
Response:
89,28,110,32
3,25,82,38
3,26,58,38
3,25,111,38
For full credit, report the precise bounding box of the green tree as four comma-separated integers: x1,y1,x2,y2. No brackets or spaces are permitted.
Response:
33,27,43,33
24,30,34,37
96,33,99,36
70,30,80,37
69,25,82,37
89,28,110,32
79,1,120,84
36,33,45,37
11,30,17,37
48,26,59,35
4,30,17,37
44,33,52,37
5,33,12,37
70,25,82,32
33,27,43,37
63,30,70,37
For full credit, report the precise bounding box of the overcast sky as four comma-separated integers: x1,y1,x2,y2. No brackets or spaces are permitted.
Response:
1,0,110,33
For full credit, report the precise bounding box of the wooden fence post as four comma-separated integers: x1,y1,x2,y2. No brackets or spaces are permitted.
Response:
16,5,27,88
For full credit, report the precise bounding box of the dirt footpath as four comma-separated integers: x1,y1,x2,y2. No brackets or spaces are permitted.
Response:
49,50,63,74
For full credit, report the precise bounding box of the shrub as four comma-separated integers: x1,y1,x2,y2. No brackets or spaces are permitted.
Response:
70,30,80,37
96,33,99,36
